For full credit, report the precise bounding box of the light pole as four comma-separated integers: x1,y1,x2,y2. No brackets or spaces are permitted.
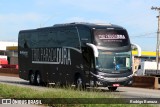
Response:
151,6,160,73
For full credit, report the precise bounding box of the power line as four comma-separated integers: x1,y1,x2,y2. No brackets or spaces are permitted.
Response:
130,32,156,38
132,37,156,39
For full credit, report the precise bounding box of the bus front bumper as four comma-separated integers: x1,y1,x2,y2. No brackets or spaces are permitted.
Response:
91,73,133,87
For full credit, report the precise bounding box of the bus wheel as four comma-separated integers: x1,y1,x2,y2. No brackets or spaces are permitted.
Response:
75,76,85,90
36,72,42,86
29,72,36,85
108,87,117,91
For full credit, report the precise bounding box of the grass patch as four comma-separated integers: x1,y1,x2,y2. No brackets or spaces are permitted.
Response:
0,83,156,107
0,84,115,98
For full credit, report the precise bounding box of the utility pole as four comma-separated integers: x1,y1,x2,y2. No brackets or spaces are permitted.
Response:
151,6,160,73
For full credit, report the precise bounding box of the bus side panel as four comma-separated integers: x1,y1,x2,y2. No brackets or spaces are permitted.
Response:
18,47,32,80
46,47,84,84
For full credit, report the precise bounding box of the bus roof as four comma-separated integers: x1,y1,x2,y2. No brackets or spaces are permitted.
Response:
54,22,125,29
19,22,126,33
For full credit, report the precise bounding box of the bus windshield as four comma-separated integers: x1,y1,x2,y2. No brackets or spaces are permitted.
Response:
96,50,132,73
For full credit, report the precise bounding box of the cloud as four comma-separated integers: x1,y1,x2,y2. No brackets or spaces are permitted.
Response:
34,0,54,7
66,17,86,22
0,13,47,41
65,17,110,24
0,13,43,23
0,0,159,51
54,0,158,33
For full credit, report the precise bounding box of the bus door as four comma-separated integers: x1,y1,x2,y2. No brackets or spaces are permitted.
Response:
82,47,95,85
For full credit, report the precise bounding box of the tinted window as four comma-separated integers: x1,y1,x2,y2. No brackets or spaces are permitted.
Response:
78,27,91,46
29,31,38,48
56,28,80,47
33,29,58,48
19,27,81,48
48,30,58,47
19,31,41,48
37,29,49,47
19,32,32,48
18,33,25,48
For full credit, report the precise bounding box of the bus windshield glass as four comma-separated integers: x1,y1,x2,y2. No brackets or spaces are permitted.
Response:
96,50,132,73
94,29,130,47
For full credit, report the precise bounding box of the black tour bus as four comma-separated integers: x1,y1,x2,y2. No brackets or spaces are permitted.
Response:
18,22,133,91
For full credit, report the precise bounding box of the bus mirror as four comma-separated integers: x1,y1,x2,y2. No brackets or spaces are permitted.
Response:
131,43,141,56
131,45,136,50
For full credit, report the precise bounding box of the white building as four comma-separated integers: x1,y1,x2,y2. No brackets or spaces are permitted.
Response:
0,41,18,50
0,41,18,65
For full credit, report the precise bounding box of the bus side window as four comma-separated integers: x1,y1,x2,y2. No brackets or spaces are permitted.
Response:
18,38,25,48
57,28,80,47
30,31,38,48
24,34,30,48
24,41,29,48
67,29,80,47
56,30,66,46
78,28,91,46
48,30,57,47
38,30,49,47
19,33,28,48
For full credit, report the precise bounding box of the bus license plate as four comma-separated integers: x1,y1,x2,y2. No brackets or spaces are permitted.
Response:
113,84,120,87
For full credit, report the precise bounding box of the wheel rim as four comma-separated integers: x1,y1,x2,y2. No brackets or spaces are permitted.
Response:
77,77,82,89
36,74,40,84
30,73,35,84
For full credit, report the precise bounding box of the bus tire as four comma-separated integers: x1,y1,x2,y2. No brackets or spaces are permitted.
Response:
29,72,36,85
108,87,117,91
75,75,85,90
36,72,42,86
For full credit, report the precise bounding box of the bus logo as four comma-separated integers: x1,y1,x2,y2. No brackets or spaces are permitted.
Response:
115,78,119,82
99,34,125,40
32,48,71,65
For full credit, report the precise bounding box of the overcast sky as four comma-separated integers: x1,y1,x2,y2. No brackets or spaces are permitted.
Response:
0,0,159,51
